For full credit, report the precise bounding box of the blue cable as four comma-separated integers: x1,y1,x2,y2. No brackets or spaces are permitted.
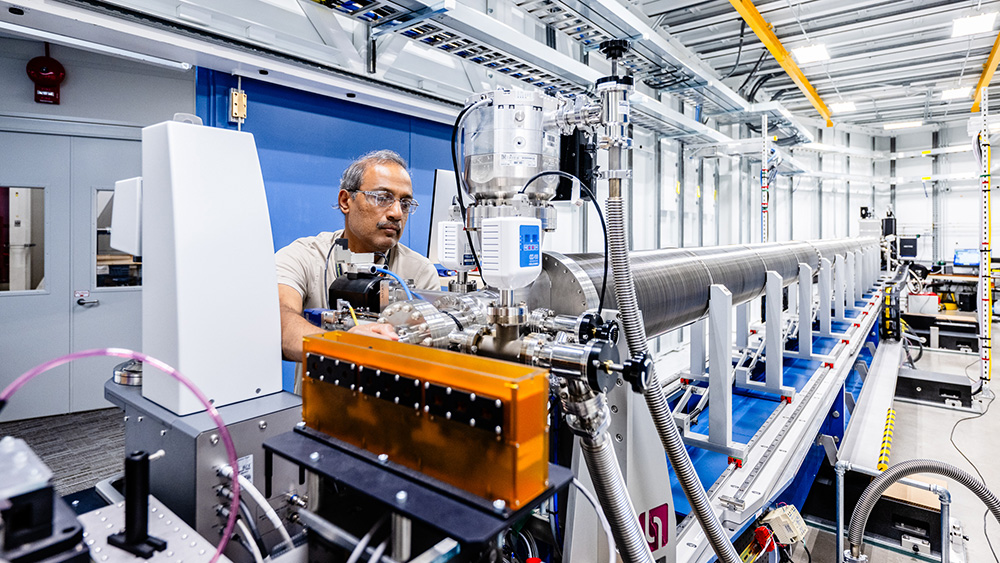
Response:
375,267,415,300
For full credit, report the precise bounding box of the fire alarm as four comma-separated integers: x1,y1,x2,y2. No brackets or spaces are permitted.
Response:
26,44,65,105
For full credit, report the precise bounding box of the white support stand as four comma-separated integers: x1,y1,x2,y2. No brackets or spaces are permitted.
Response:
846,252,857,312
736,302,750,350
834,254,847,322
737,271,794,401
852,251,864,303
819,258,833,336
683,285,747,459
788,276,799,317
688,318,707,382
796,263,813,359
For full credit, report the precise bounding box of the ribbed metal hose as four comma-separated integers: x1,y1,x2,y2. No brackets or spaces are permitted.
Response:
605,198,743,563
581,432,655,563
848,459,1000,556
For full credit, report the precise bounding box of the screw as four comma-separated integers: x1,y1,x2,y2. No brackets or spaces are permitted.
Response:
396,490,408,503
492,499,506,512
610,405,618,413
259,421,267,431
309,452,320,462
832,411,840,419
209,434,219,446
296,421,306,429
377,454,389,463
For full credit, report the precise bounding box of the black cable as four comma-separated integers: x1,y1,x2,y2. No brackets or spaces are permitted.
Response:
948,378,999,562
738,50,767,93
450,102,485,276
748,74,777,101
802,542,812,563
721,20,747,80
520,171,609,315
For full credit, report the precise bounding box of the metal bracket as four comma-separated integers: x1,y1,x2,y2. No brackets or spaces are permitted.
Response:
854,360,869,382
845,392,856,414
817,433,839,466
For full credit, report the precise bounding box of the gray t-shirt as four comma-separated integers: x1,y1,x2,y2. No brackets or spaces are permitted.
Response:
275,230,440,310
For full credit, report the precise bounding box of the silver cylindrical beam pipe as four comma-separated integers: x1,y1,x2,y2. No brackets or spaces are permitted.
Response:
541,238,876,338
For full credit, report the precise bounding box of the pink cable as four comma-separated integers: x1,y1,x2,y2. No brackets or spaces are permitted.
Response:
1,348,240,563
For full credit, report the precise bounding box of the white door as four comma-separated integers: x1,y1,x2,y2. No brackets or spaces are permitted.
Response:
0,132,72,420
0,132,142,421
69,137,142,412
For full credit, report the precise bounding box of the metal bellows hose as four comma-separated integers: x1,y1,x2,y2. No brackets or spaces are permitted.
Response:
605,197,742,563
581,432,654,563
847,459,1000,556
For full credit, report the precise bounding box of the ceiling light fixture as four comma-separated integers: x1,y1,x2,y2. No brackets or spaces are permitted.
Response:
0,20,191,71
942,87,972,100
791,44,830,64
830,101,856,113
883,120,924,130
952,12,998,38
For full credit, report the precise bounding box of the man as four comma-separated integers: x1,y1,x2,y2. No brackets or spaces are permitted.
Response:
276,150,440,361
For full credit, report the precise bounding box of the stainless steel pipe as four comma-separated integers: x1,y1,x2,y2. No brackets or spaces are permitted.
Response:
534,238,876,338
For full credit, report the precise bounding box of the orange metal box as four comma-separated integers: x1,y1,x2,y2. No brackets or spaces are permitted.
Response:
301,331,550,509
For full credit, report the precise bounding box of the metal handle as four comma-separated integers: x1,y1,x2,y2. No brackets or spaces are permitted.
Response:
77,298,100,306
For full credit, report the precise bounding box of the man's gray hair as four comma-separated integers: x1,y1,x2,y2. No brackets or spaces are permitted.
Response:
339,150,408,192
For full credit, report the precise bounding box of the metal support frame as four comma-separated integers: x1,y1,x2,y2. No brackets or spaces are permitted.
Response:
846,252,857,310
689,318,707,382
737,271,794,400
737,302,750,349
834,254,847,322
820,257,834,336
796,263,813,359
683,284,747,458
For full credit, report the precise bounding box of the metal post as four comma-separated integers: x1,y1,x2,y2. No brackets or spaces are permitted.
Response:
846,252,857,311
736,302,750,349
939,491,951,563
788,276,799,317
834,255,846,321
690,318,706,380
798,263,813,359
820,258,833,335
979,86,993,389
761,114,770,243
854,251,864,302
764,271,790,398
709,285,733,445
392,514,412,560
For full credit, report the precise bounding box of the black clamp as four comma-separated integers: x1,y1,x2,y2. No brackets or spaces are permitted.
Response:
621,352,653,393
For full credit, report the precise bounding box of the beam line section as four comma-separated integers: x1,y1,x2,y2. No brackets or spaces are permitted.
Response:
726,0,833,126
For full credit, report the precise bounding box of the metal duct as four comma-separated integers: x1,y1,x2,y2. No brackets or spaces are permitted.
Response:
535,238,876,339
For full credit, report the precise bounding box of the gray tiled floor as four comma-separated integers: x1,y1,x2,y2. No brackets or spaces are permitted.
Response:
803,347,1000,562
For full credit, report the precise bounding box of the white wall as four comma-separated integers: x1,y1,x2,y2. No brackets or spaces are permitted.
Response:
0,38,195,126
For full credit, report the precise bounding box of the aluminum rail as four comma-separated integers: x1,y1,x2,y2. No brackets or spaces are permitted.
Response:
552,238,876,338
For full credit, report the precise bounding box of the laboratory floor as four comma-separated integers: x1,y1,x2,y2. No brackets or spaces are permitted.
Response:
802,346,1000,563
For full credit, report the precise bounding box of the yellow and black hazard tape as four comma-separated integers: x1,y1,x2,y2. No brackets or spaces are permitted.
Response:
877,408,895,471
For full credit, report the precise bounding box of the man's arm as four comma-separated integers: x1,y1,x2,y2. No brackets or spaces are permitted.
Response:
279,283,400,362
279,283,322,361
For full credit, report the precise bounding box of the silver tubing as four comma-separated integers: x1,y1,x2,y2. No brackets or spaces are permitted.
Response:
836,461,846,562
580,431,655,563
847,459,1000,556
605,196,742,563
940,490,951,563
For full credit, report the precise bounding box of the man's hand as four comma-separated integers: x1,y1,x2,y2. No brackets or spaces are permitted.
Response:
348,323,399,341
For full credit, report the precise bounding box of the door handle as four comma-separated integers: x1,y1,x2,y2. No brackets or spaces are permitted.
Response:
77,298,100,306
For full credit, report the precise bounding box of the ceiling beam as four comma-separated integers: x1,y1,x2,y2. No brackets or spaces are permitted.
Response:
972,30,1000,112
726,0,833,126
